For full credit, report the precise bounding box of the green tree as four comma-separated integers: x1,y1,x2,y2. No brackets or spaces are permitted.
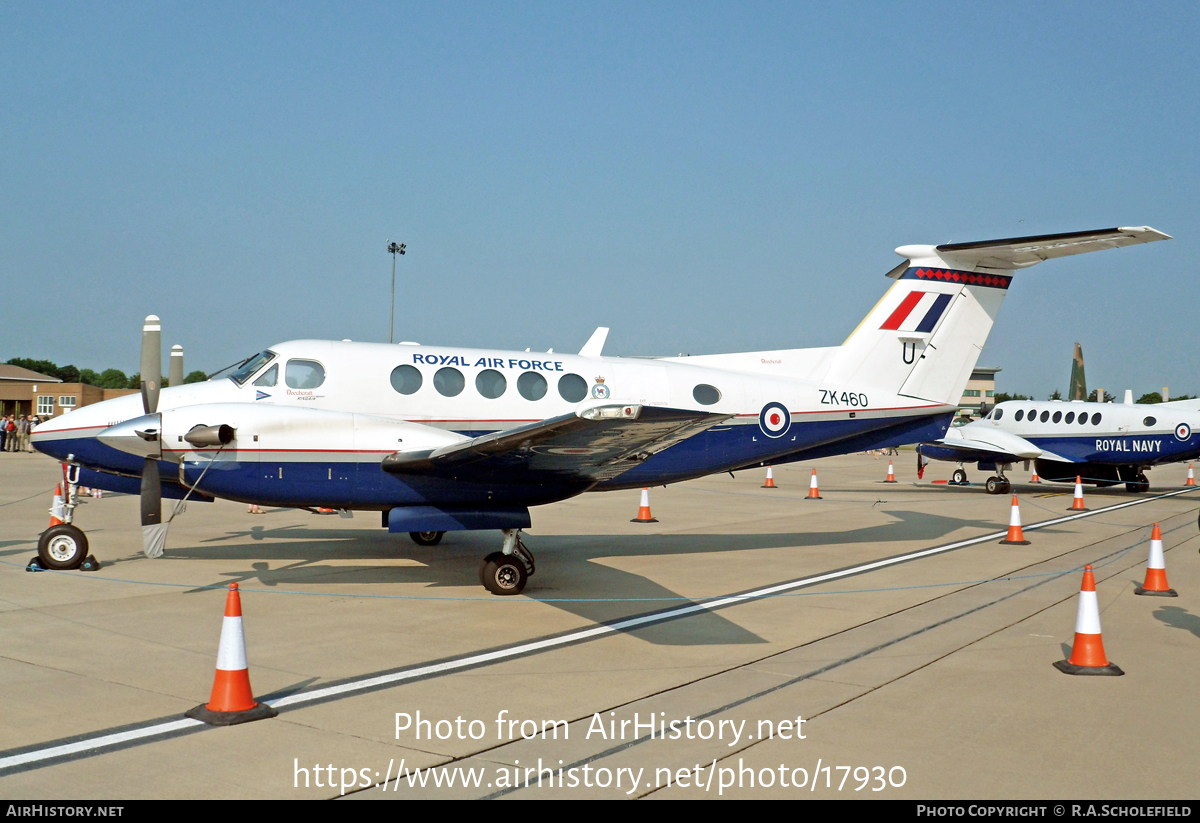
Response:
993,392,1032,403
96,369,129,389
79,369,99,386
1087,390,1115,403
1137,392,1163,404
57,365,80,383
127,373,140,389
1048,389,1063,401
184,370,209,384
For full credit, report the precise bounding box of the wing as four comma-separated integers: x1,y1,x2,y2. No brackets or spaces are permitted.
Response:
921,425,1076,464
381,404,730,484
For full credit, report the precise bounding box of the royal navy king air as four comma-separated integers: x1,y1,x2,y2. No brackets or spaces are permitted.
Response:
31,227,1169,594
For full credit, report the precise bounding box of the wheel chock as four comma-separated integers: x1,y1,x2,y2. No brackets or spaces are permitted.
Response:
79,555,101,572
26,556,47,572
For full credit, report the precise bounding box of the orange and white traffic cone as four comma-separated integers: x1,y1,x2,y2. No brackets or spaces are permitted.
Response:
185,583,278,725
1134,523,1177,597
631,488,658,523
805,469,822,500
1186,465,1195,487
762,466,777,488
1067,476,1090,511
884,461,897,483
999,494,1031,545
48,484,64,527
1054,565,1124,676
1030,469,1041,483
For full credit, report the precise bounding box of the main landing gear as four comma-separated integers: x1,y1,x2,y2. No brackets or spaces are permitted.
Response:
1126,472,1150,494
480,528,536,596
409,530,445,546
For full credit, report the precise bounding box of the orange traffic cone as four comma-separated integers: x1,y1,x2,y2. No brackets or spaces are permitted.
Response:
762,466,777,488
1054,566,1123,676
805,469,822,500
883,461,897,483
999,494,1031,545
48,484,64,527
1134,524,1177,597
1186,465,1195,487
631,488,658,523
185,583,278,725
1067,476,1090,511
1030,469,1041,483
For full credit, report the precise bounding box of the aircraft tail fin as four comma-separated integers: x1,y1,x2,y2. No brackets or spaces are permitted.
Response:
1069,343,1087,401
823,227,1169,405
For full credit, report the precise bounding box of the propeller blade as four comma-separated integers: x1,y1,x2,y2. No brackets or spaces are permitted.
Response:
169,344,184,388
140,315,161,415
140,453,167,558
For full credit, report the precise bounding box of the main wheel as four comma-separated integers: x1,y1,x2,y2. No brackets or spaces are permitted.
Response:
38,524,89,570
985,476,1002,494
952,468,968,485
1127,473,1150,493
480,551,528,596
409,530,445,546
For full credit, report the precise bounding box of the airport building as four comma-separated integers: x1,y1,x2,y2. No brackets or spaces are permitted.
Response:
0,365,137,418
958,367,1000,418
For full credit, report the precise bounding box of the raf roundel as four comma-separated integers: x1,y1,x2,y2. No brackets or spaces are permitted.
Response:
1175,423,1191,442
759,402,791,438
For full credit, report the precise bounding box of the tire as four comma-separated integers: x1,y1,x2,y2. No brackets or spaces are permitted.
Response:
1000,479,1012,495
952,469,967,485
985,477,1001,495
409,531,444,546
37,524,89,570
1127,474,1150,493
480,551,528,596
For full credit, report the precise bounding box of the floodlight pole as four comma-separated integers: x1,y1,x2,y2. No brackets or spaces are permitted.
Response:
387,240,406,344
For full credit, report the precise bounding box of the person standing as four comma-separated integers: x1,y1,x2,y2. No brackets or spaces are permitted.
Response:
4,416,15,452
0,414,6,453
24,415,37,451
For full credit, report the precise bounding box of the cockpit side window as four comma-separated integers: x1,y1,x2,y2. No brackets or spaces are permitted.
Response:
253,364,278,387
222,351,276,386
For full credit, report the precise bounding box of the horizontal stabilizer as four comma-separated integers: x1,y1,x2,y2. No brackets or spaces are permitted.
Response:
917,226,1170,271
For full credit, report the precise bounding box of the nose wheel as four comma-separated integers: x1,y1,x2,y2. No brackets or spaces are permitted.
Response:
37,524,90,570
480,529,535,596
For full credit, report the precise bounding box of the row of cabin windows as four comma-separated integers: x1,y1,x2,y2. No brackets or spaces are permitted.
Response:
993,407,1109,426
244,357,726,406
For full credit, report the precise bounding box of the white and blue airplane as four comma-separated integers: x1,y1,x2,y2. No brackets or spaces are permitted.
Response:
31,226,1168,594
918,394,1200,494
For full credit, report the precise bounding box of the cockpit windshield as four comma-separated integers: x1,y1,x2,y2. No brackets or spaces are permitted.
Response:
211,351,277,385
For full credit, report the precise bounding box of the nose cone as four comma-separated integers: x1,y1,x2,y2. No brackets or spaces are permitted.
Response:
98,414,163,459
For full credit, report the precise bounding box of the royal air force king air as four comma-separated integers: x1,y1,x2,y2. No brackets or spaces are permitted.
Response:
31,227,1170,594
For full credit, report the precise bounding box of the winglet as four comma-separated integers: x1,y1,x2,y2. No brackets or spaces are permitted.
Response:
579,327,609,357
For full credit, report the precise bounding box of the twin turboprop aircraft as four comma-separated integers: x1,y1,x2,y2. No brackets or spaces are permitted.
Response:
918,395,1200,493
31,227,1169,594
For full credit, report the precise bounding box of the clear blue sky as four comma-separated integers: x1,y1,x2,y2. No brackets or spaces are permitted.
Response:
2,2,1196,399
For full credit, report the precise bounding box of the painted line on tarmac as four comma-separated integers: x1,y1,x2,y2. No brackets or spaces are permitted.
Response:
2,486,1196,776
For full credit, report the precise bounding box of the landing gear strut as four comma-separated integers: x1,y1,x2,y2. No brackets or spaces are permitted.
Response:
37,464,92,570
480,528,535,596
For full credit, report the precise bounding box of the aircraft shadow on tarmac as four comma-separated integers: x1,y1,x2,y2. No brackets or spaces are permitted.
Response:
116,509,1012,648
1152,605,1200,640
